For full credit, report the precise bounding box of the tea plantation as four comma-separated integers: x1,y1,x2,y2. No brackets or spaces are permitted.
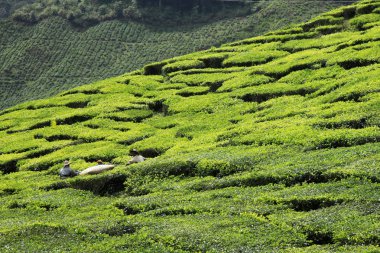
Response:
0,0,351,110
0,0,380,251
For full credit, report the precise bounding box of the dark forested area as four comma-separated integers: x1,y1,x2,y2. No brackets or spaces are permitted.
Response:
10,0,249,26
136,0,246,12
0,0,34,19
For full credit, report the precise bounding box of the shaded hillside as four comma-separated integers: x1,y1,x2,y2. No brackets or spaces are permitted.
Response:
12,0,252,26
0,0,353,110
0,0,380,252
0,0,34,19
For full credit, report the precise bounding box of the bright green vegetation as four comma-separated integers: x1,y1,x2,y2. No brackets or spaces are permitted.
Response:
0,0,352,110
1,0,380,251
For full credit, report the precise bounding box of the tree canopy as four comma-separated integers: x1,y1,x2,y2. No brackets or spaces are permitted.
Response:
136,0,246,12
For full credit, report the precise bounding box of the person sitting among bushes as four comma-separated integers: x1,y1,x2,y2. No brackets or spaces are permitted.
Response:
128,149,145,165
79,159,115,175
59,160,79,179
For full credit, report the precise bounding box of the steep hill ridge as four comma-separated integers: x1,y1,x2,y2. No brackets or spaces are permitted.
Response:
0,0,353,110
0,0,379,252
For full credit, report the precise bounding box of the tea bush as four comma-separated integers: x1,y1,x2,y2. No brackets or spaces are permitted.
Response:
350,13,380,28
162,60,205,75
219,73,274,92
222,50,289,67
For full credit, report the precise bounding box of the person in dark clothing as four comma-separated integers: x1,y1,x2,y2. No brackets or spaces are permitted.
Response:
128,149,145,165
59,160,79,179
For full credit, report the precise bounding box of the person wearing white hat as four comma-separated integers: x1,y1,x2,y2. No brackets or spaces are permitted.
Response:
59,160,79,179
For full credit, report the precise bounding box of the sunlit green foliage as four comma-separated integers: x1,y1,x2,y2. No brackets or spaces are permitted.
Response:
222,50,289,67
1,1,380,252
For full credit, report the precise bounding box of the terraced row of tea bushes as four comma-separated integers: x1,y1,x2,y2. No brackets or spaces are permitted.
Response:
0,0,379,172
1,144,378,251
115,144,380,250
1,63,379,174
122,143,380,193
0,0,352,109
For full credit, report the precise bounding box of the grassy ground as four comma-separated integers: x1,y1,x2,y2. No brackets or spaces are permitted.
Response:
0,0,379,251
0,0,352,110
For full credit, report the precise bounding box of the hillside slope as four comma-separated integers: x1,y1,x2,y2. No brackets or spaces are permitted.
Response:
0,0,380,252
0,0,353,110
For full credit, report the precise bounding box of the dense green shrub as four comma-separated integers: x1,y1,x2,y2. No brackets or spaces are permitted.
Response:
162,60,205,75
349,13,380,29
222,50,289,67
303,15,344,31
